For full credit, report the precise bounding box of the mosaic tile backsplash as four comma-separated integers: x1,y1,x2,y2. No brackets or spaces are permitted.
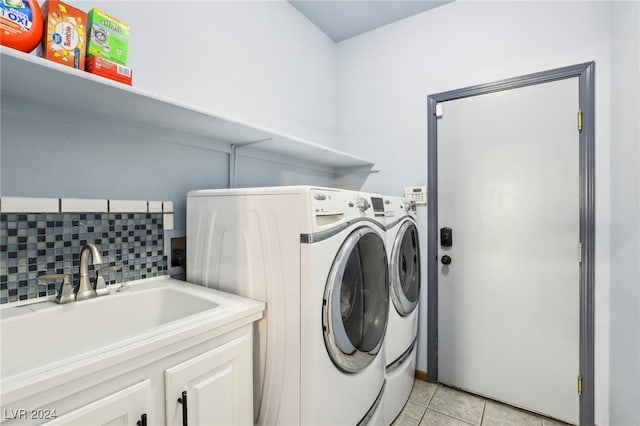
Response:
0,212,167,304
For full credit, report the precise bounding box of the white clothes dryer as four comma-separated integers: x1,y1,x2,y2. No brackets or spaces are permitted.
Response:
187,186,389,426
381,195,421,425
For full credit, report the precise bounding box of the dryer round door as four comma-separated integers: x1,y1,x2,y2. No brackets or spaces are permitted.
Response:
323,226,389,373
390,220,421,316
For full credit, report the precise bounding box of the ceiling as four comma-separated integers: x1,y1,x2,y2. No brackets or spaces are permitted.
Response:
288,1,453,43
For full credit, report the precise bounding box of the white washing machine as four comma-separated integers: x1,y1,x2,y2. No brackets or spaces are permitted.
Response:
187,186,389,426
381,196,421,425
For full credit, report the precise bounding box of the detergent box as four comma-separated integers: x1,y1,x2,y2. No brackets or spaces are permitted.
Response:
86,55,132,85
41,0,86,69
86,7,129,65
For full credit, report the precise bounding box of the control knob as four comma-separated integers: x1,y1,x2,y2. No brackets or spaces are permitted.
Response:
355,197,370,212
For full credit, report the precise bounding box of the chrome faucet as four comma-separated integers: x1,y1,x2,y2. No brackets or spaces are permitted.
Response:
76,243,104,301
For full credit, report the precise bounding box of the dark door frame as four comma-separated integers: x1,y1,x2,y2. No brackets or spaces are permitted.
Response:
426,62,595,426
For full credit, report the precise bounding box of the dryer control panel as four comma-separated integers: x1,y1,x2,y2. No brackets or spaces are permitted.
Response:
309,189,386,232
310,188,343,216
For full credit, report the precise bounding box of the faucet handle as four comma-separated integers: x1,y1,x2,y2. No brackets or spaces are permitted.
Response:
95,265,122,296
38,274,75,304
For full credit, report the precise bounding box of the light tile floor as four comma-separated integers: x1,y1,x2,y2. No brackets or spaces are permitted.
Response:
393,380,572,426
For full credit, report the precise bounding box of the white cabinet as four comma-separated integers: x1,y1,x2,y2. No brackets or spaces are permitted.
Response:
165,334,253,426
47,333,254,426
42,380,152,426
34,330,255,426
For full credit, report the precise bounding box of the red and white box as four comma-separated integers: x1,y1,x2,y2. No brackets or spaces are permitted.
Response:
85,55,133,85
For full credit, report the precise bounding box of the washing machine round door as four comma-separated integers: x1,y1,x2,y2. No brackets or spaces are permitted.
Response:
323,226,389,373
390,221,420,316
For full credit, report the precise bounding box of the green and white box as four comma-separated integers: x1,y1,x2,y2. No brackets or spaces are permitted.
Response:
86,8,129,65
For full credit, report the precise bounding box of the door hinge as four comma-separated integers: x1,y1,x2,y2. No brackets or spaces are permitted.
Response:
578,242,583,264
435,104,444,119
578,111,583,131
578,375,583,396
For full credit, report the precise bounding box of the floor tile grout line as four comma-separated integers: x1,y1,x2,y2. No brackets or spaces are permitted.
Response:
479,400,487,426
428,404,481,425
416,398,429,426
426,383,438,407
415,384,432,426
425,408,477,426
417,403,427,425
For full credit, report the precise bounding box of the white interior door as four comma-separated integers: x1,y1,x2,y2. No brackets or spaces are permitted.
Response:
437,78,580,424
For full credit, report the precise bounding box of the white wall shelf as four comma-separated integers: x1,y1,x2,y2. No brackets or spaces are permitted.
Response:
0,47,374,174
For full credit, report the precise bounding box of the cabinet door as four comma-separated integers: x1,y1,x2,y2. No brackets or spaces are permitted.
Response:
165,334,253,426
43,380,152,426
